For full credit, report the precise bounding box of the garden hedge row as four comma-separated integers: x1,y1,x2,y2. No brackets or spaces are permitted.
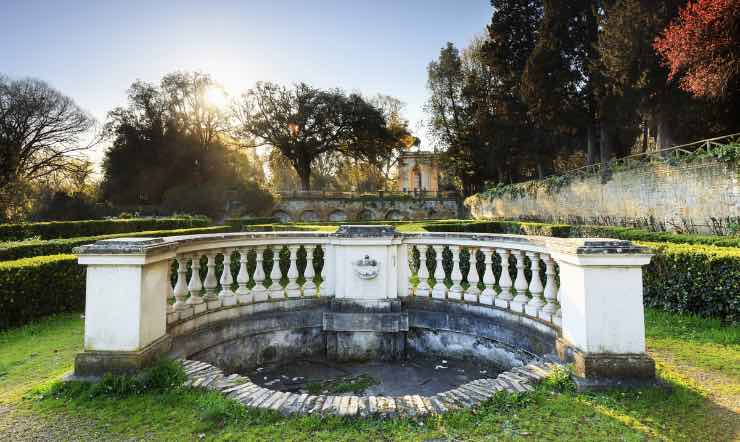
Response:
0,254,84,330
424,220,740,247
0,217,211,241
225,217,279,231
0,226,231,261
642,242,739,324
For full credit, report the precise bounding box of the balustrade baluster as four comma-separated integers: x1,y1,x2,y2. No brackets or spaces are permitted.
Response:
269,246,284,299
510,250,530,312
219,250,236,306
479,248,496,305
166,259,176,313
464,248,480,303
203,252,220,308
448,246,464,300
303,245,317,297
494,248,513,309
525,252,545,316
286,245,301,297
431,245,447,300
407,245,416,296
539,253,558,322
316,245,328,296
173,256,189,311
416,245,431,297
187,255,205,311
236,248,251,304
554,282,562,327
252,247,268,302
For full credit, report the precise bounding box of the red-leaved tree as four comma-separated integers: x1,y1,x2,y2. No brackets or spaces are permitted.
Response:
654,0,740,98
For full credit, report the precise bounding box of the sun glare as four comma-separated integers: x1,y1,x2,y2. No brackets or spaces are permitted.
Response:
205,86,229,109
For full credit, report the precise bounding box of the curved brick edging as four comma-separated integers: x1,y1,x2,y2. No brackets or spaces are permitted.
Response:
180,358,558,418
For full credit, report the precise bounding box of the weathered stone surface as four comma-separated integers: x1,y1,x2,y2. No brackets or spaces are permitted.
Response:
466,160,738,233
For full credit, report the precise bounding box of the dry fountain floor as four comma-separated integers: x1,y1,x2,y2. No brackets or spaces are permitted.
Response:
246,355,503,397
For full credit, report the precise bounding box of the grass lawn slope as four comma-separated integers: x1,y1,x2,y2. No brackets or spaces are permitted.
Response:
0,309,737,441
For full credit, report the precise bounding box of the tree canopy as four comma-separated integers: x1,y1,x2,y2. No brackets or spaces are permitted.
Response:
654,0,740,99
425,0,740,194
234,82,409,190
101,71,272,217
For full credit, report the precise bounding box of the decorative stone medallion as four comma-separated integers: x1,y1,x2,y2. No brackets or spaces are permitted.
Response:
353,255,379,280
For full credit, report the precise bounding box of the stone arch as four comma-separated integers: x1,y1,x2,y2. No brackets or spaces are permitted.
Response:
271,210,292,223
356,209,375,221
385,209,404,221
300,210,320,222
328,210,348,222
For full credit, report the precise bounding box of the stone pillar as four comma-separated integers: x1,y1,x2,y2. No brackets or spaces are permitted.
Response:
548,238,655,390
74,238,172,377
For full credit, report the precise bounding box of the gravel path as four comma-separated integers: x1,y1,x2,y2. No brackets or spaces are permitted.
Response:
0,404,110,442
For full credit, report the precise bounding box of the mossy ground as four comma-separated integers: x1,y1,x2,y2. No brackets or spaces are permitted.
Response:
1,310,737,441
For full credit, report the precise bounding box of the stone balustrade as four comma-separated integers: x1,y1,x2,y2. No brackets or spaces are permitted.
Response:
74,225,656,390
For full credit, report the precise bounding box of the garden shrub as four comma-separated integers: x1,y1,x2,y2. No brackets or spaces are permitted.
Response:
642,242,739,324
0,254,84,330
224,217,279,231
423,220,571,237
0,216,211,241
0,226,231,261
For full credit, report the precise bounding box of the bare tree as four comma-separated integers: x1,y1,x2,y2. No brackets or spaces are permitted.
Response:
0,75,98,188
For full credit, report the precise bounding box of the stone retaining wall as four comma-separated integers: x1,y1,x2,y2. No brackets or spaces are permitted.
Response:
466,160,739,232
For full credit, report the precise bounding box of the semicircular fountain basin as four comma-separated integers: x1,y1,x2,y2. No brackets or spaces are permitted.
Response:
169,297,559,418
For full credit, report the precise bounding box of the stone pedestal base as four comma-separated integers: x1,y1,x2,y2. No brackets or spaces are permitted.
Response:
323,299,408,362
73,335,172,378
556,338,655,391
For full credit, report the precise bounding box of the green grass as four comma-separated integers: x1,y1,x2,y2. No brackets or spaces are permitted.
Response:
1,309,737,441
0,313,83,403
644,308,740,404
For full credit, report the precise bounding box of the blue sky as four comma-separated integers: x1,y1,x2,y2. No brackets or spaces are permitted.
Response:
2,0,491,161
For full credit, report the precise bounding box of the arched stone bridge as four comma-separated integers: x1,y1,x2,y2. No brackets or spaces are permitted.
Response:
271,191,462,222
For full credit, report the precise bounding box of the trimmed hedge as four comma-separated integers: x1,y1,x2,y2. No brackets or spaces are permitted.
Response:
642,242,740,324
423,220,572,237
568,225,740,248
0,217,210,241
0,254,84,330
225,217,279,231
0,226,231,261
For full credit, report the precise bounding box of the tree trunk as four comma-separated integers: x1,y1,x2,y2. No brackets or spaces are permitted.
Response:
296,161,311,191
655,109,675,154
641,120,649,153
586,124,597,165
536,161,545,180
599,122,612,183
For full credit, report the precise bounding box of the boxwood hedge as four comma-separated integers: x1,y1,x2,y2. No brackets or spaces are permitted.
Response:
0,226,231,261
0,254,84,330
0,217,210,241
642,242,739,324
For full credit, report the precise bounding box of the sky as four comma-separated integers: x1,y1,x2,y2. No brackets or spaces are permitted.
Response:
1,0,492,163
